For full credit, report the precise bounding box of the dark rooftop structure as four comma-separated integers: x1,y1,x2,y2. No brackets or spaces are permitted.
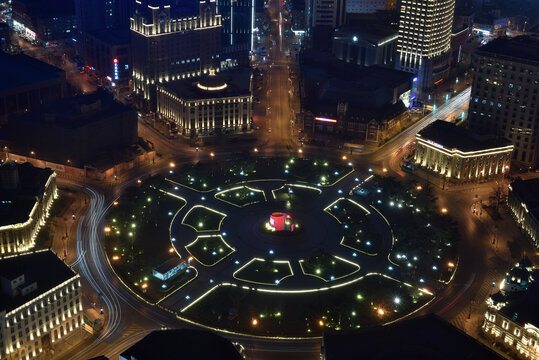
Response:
135,0,201,19
300,50,412,122
323,313,506,360
158,68,252,100
0,250,77,313
476,36,539,63
509,178,539,221
0,162,53,227
417,120,513,152
9,89,138,167
334,23,398,46
118,329,243,360
490,265,539,327
0,52,65,93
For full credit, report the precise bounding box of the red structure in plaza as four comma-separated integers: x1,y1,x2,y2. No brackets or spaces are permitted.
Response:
269,212,294,232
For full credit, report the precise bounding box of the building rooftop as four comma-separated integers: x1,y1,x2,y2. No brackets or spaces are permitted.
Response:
333,23,398,45
491,268,539,327
476,36,539,63
417,120,512,153
0,250,77,313
510,178,539,221
119,329,243,360
158,68,251,100
0,161,54,227
323,313,505,360
0,52,65,93
15,89,131,129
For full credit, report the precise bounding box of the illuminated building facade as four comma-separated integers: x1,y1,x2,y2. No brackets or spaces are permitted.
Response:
396,0,455,90
0,162,57,255
130,0,222,108
483,259,539,360
0,250,83,360
507,179,539,248
216,0,254,66
156,68,252,136
468,36,539,168
414,120,513,183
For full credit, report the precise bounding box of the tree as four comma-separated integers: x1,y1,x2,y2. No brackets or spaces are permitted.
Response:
490,182,506,213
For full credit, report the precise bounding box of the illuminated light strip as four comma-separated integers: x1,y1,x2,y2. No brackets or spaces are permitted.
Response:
416,137,514,158
271,183,322,199
181,205,227,232
348,174,374,195
232,258,294,286
339,236,377,256
196,82,228,91
185,234,235,267
434,79,444,85
214,185,267,207
298,255,360,282
314,117,337,123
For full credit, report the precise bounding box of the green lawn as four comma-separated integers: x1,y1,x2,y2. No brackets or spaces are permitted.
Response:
167,157,353,192
215,186,266,207
358,176,459,283
182,205,227,232
299,250,360,282
272,184,321,206
104,175,189,303
186,235,235,266
182,274,432,337
233,258,294,285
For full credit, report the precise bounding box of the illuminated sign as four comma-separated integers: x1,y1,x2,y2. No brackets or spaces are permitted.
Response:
315,117,337,123
113,58,119,80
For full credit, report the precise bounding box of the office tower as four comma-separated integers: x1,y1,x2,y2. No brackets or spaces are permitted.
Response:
130,0,222,108
306,0,346,29
75,0,134,33
396,0,455,90
217,0,254,66
468,36,539,168
346,0,388,14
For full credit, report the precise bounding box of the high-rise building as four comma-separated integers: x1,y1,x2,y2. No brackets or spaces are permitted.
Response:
130,0,222,108
75,0,134,33
396,0,455,90
216,0,254,67
346,0,390,14
468,36,539,168
0,250,84,360
306,0,346,29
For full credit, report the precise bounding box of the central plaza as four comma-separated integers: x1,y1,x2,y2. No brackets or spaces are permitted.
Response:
104,156,458,337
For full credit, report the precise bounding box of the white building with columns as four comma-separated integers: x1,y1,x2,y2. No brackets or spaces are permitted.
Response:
0,250,84,360
414,120,513,183
157,68,252,136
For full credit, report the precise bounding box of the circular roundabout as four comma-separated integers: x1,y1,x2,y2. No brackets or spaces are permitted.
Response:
104,157,459,337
